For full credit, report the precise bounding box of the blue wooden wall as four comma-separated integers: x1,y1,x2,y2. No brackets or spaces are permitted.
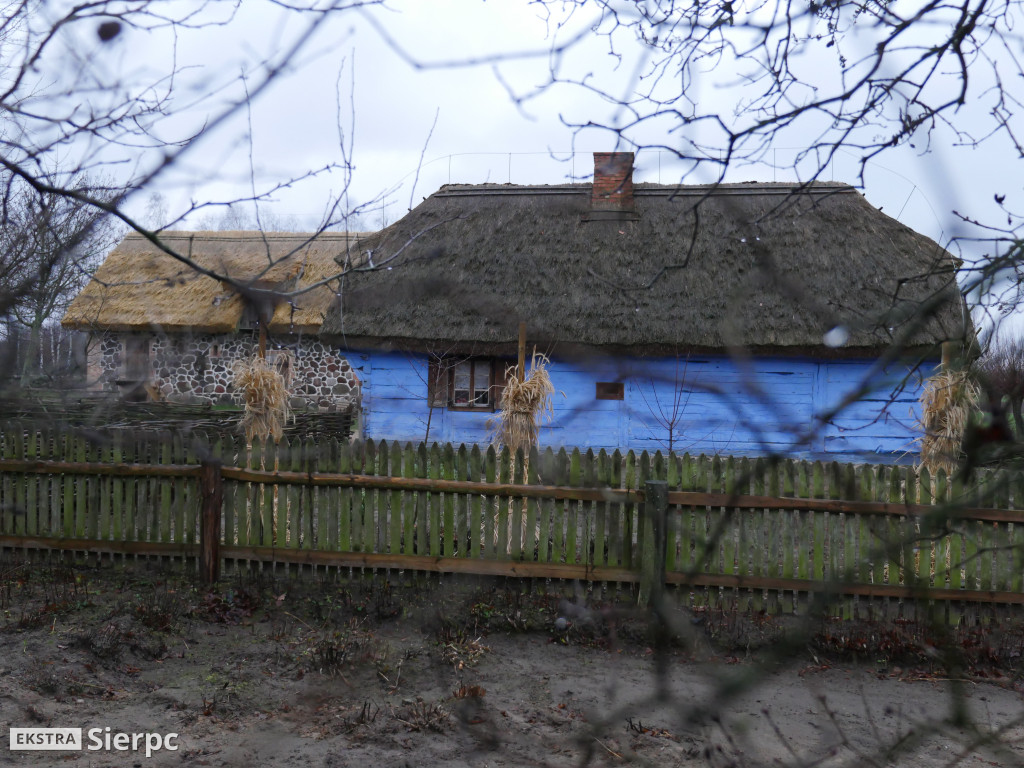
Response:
343,349,932,462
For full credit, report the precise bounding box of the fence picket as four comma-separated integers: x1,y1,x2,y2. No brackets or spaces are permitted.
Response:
526,447,541,564
451,444,465,558
607,450,623,569
470,446,483,560
567,449,583,566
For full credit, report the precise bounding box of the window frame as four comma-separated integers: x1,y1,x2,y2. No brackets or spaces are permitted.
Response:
428,356,508,413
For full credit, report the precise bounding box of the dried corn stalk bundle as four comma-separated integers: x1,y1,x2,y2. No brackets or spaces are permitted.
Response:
496,352,556,455
495,352,557,552
234,355,291,443
917,369,978,476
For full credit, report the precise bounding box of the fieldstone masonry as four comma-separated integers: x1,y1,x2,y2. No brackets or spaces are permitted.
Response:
86,332,361,411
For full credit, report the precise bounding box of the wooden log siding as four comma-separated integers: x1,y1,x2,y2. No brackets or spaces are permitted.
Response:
2,429,1024,612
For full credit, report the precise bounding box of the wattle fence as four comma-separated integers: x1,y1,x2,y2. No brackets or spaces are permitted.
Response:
1,426,1023,618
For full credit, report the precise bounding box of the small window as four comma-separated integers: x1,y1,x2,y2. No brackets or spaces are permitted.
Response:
595,381,624,400
428,356,507,411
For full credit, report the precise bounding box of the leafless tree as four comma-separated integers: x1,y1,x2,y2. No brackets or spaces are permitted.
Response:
977,333,1024,435
1,172,123,382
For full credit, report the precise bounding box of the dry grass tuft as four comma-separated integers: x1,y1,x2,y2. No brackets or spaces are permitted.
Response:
234,355,290,442
495,352,556,454
917,369,978,476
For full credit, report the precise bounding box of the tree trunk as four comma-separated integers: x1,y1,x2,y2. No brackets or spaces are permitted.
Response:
19,320,43,383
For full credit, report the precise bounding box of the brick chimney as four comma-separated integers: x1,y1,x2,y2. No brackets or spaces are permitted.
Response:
591,152,634,212
585,152,638,222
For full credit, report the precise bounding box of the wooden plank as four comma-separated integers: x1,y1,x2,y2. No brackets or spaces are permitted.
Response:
751,457,766,612
870,464,885,590
624,451,637,570
993,472,1010,592
525,447,541,564
429,443,441,557
362,441,378,556
0,535,197,558
795,461,811,589
567,449,582,566
303,437,316,551
283,437,299,551
441,444,455,557
417,444,430,561
409,444,424,557
485,447,498,560
827,462,841,588
12,429,26,537
335,440,350,553
843,463,857,589
76,434,89,541
110,433,124,545
766,459,782,613
260,439,276,550
888,466,903,590
382,442,397,556
158,439,172,544
470,446,483,559
780,459,795,585
235,440,252,549
664,453,678,576
1,428,14,535
200,461,223,583
813,462,826,584
25,431,38,538
726,455,740,598
496,449,511,559
182,436,195,548
452,444,466,558
508,449,524,560
915,469,930,588
0,458,206,479
220,438,236,548
607,450,623,569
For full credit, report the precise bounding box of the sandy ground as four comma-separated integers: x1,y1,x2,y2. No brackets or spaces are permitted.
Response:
1,562,1023,768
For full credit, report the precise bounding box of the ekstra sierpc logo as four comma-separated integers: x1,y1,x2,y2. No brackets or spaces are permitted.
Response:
10,727,179,757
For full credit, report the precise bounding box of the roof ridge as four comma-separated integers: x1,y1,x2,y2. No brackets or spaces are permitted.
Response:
434,181,857,197
121,230,374,240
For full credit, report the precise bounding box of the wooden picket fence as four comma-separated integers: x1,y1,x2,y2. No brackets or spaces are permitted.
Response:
1,426,1024,617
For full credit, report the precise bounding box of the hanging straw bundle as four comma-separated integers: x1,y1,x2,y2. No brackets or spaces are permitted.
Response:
234,355,291,443
917,369,978,476
494,352,558,554
496,352,556,455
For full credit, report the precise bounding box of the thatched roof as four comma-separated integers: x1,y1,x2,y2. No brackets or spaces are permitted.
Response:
63,231,368,334
320,182,971,358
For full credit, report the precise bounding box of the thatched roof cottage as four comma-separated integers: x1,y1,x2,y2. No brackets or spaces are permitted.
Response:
320,153,971,459
63,231,368,410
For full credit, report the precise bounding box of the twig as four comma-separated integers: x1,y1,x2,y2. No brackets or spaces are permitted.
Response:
594,737,622,759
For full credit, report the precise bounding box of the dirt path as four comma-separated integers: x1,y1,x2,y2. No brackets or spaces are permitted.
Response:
1,563,1022,767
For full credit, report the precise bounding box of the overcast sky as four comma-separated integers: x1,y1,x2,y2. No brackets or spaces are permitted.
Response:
58,0,1024,333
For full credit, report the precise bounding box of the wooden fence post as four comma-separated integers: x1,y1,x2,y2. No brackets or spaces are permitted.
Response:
200,459,223,584
639,479,668,606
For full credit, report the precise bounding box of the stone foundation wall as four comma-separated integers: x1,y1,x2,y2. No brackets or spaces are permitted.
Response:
89,331,360,411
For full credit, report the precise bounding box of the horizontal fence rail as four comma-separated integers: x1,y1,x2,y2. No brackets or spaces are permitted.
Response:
1,427,1023,617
